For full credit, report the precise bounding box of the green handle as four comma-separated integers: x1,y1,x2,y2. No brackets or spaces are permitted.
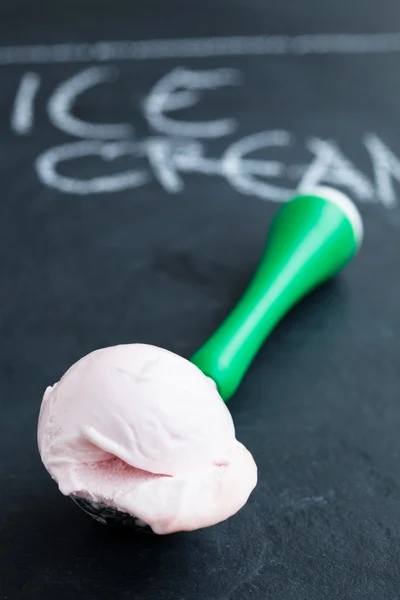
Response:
190,187,363,401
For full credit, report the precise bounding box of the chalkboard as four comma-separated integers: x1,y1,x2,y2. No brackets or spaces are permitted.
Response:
1,1,400,599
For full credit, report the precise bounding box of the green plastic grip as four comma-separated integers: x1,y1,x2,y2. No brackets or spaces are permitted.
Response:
190,187,363,401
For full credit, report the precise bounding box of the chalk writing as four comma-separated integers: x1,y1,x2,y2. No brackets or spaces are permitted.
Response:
298,138,374,200
3,32,400,66
47,66,133,139
364,134,400,208
11,72,41,134
9,66,400,207
143,67,242,138
35,141,149,195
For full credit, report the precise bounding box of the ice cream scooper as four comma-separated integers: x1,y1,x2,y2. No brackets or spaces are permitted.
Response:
38,186,362,535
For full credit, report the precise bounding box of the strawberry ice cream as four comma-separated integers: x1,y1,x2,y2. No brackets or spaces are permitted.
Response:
37,343,257,534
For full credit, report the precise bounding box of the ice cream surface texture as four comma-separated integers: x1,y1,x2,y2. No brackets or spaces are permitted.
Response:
37,343,258,534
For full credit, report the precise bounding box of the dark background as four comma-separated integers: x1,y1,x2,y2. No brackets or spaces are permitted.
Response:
1,1,400,599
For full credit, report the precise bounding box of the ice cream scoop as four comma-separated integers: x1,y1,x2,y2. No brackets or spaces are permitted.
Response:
38,344,256,534
37,186,363,535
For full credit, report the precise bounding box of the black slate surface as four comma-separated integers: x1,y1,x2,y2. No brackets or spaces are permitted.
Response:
1,2,400,599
